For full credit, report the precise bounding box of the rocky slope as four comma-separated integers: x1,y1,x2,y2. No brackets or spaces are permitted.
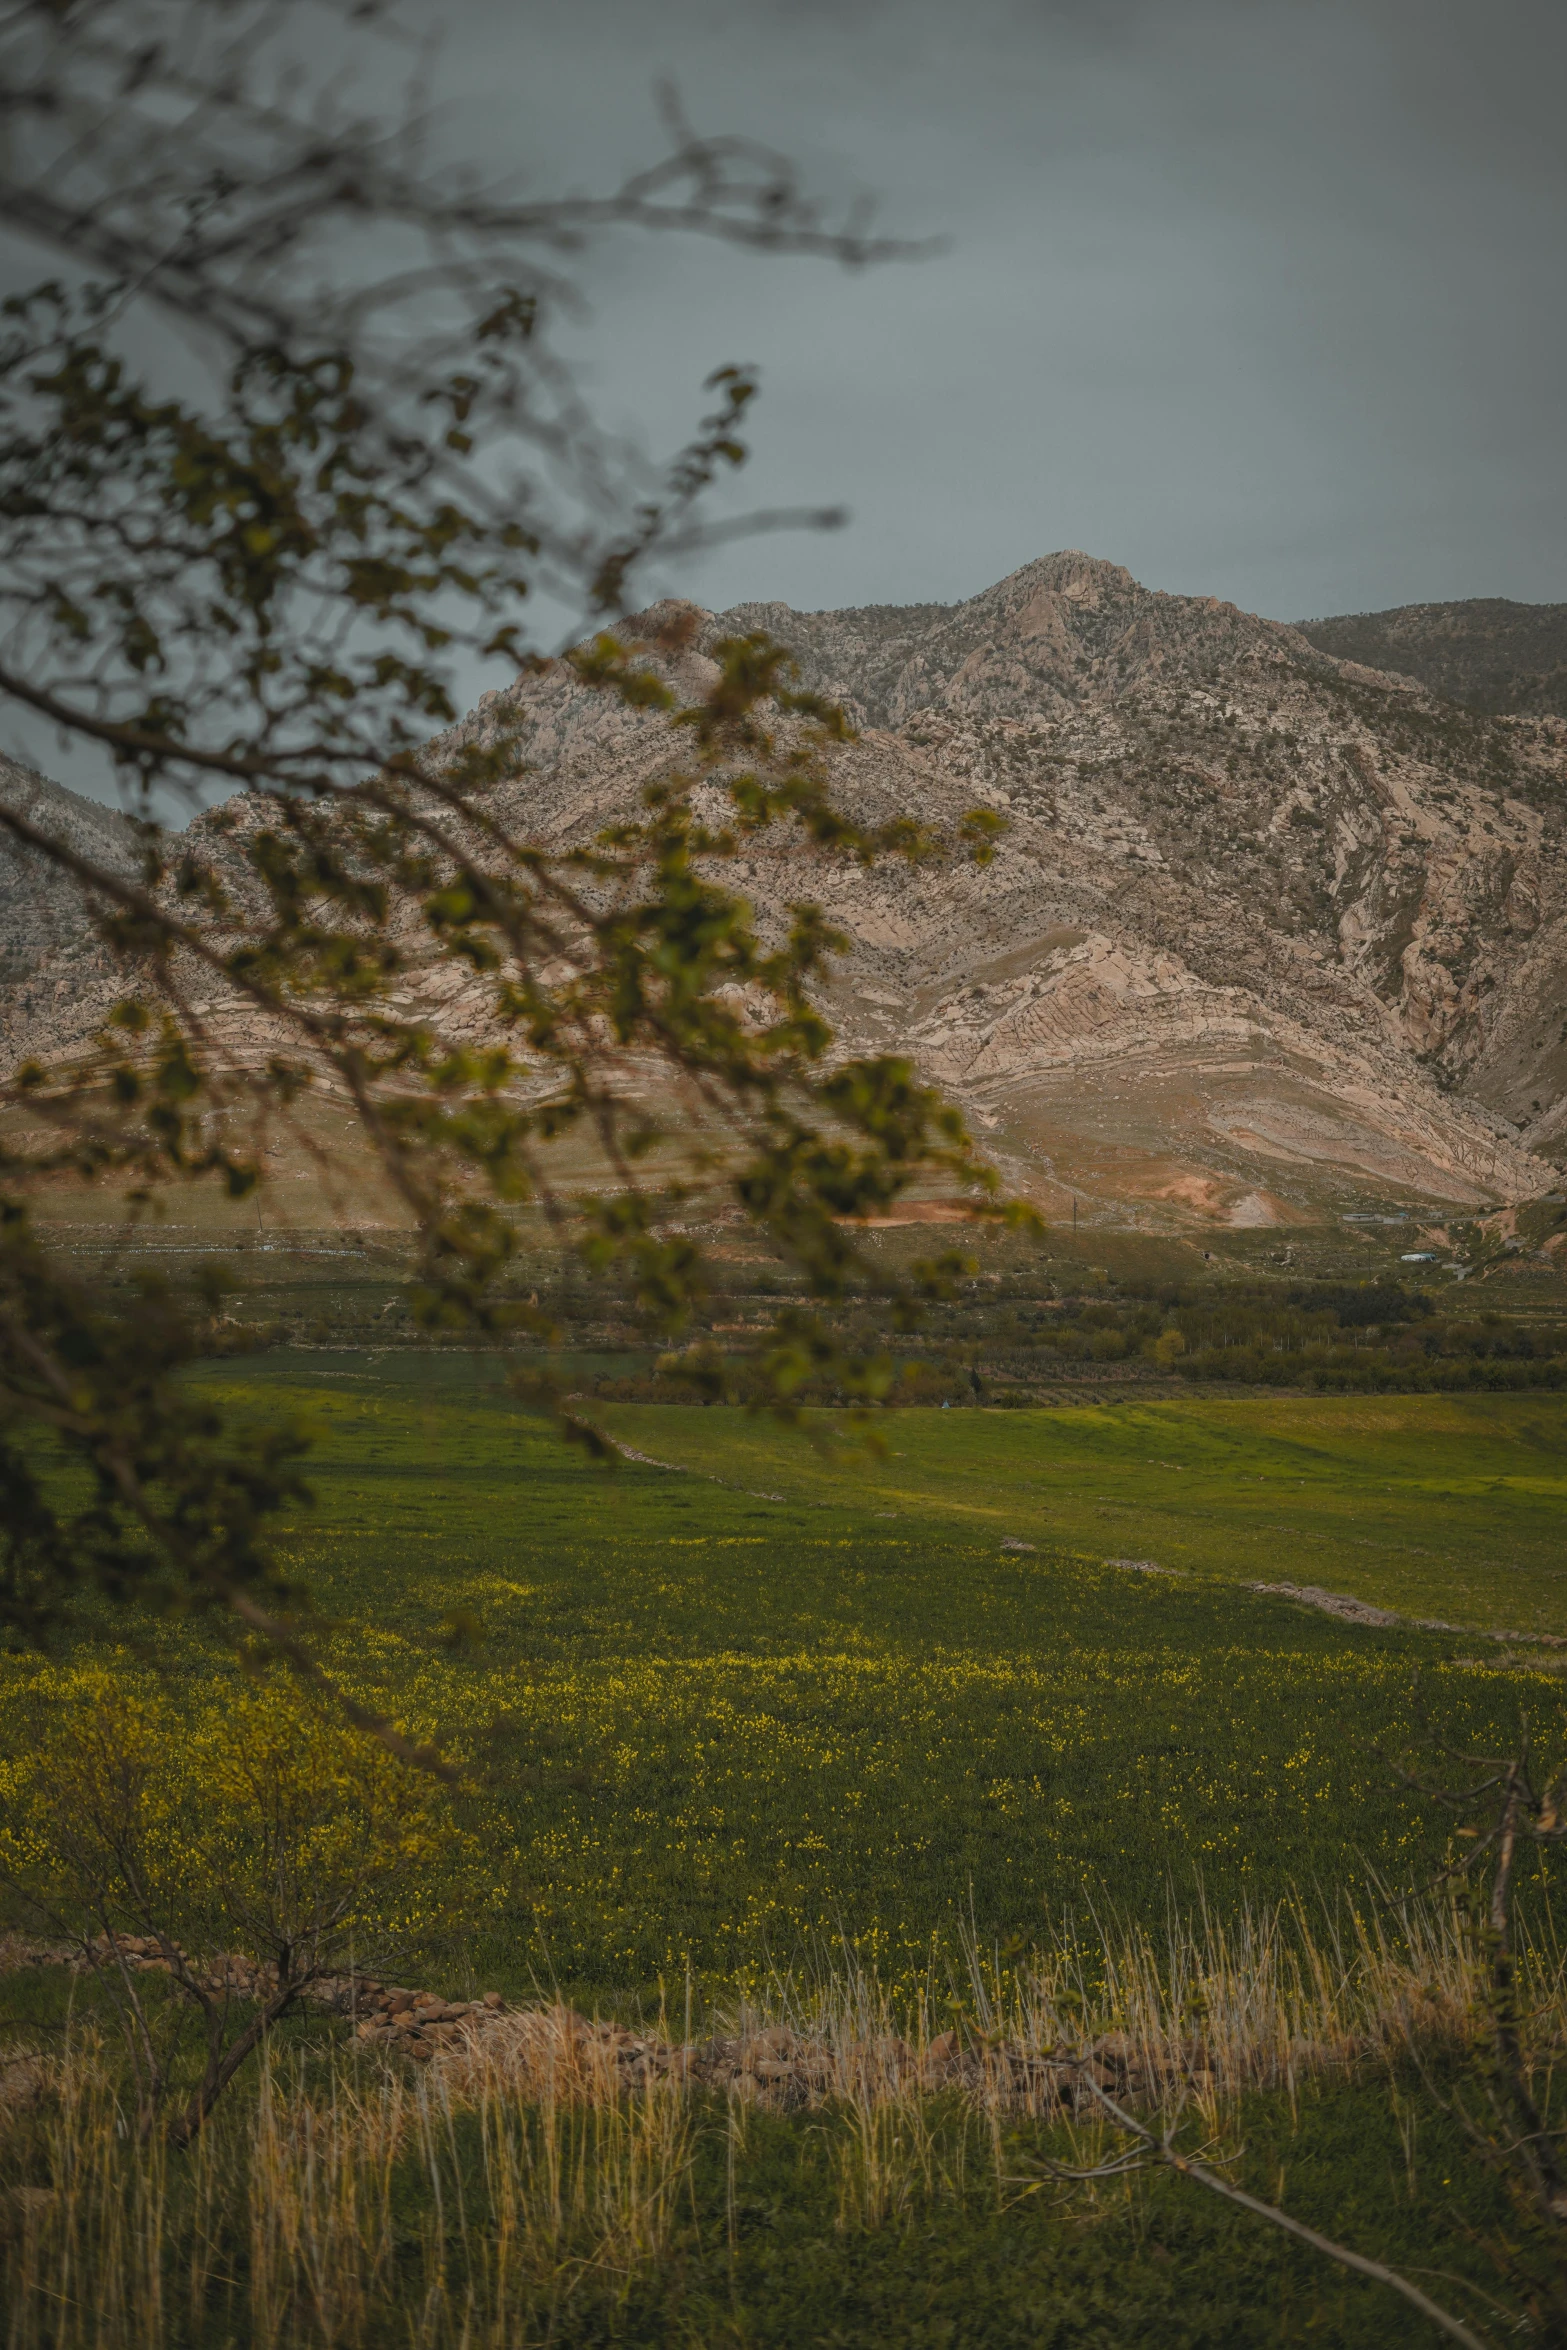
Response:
6,553,1567,1230
0,754,140,1058
470,552,1567,1223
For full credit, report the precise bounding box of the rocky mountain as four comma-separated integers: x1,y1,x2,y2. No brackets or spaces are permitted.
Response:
6,553,1567,1231
0,755,139,1057
442,552,1567,1225
1297,598,1567,720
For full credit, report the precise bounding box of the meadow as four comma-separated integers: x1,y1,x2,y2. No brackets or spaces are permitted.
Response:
12,1351,1557,2004
7,1352,1567,2344
598,1388,1567,1638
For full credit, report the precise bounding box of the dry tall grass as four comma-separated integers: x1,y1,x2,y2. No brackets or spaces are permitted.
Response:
1,1892,1559,2349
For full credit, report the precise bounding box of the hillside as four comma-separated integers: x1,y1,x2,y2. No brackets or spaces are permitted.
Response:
467,552,1567,1223
1297,597,1567,719
0,754,140,1056
7,552,1567,1230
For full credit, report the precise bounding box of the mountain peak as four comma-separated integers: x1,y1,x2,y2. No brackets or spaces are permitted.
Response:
710,550,1309,732
980,550,1140,606
7,560,1567,1227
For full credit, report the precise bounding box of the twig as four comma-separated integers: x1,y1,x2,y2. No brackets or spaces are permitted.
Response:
1052,2065,1492,2350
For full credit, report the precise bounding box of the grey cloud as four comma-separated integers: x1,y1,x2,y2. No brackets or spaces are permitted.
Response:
442,0,1566,623
7,0,1564,805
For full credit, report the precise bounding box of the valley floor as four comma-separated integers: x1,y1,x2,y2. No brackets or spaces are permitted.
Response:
599,1389,1567,1639
7,1358,1567,2346
45,1355,1565,1998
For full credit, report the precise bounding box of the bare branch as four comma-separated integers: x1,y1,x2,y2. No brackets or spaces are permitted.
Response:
1037,2063,1493,2350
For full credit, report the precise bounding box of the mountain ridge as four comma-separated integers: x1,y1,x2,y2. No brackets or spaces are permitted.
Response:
0,752,140,1047
443,550,1567,1221
5,552,1567,1230
1296,596,1567,720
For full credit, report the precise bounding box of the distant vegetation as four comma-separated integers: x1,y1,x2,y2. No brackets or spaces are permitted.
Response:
61,1208,1567,1408
1299,597,1567,718
568,1238,1567,1407
579,1276,1567,1407
983,1276,1567,1399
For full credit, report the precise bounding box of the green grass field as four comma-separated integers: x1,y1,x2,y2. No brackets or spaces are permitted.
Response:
10,1353,1567,2346
42,1354,1545,2003
599,1390,1567,1636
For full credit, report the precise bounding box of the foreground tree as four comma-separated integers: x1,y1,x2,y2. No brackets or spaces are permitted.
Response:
0,1670,445,2139
0,0,1019,1689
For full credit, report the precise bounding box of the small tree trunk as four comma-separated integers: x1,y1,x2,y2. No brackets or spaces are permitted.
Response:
170,1979,303,2148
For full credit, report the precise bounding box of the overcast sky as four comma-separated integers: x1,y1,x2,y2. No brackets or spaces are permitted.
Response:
7,0,1565,811
447,0,1566,623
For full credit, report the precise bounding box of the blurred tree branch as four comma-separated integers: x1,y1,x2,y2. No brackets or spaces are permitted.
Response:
0,0,1023,1717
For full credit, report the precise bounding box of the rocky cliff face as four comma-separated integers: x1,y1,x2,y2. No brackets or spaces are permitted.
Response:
6,553,1567,1229
0,755,140,1059
492,551,1567,1223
